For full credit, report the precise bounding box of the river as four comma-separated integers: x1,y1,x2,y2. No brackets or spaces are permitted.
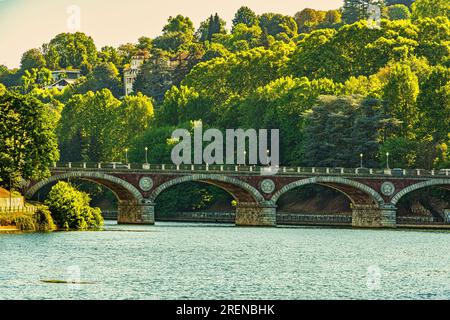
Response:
1,221,449,300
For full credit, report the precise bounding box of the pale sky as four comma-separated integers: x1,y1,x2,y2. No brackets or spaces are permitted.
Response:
0,0,343,68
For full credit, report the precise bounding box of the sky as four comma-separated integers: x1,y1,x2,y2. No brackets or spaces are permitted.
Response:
0,0,343,68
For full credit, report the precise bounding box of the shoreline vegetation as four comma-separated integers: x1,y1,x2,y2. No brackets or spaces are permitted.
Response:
0,182,103,232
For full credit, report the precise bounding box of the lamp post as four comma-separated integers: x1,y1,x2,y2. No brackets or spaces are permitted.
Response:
386,152,390,170
9,175,12,212
125,148,129,164
244,150,247,166
360,153,363,168
145,147,148,164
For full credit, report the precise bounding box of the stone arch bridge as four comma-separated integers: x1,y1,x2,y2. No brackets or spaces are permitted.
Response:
25,163,450,228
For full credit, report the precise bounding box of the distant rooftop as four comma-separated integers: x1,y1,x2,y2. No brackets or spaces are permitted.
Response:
0,188,11,198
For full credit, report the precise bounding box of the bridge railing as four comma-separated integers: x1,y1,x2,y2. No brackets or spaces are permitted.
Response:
51,162,450,177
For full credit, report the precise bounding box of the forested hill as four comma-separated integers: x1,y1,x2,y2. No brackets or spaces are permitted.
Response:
0,0,449,176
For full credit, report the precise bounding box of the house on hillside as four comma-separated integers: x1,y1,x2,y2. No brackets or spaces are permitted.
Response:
124,55,146,96
46,69,81,90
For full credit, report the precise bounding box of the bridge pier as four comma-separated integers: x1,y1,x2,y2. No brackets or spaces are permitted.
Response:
117,200,155,225
235,202,277,227
352,204,397,228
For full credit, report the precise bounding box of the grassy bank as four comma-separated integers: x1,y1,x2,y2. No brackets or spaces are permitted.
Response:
0,206,56,232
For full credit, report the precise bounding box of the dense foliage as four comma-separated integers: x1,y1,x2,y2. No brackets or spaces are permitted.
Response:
0,0,449,212
45,181,103,230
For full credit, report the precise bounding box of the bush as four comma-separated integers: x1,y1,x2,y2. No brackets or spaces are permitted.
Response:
45,181,103,230
33,206,57,232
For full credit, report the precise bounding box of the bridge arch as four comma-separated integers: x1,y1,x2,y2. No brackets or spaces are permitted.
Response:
149,174,266,205
270,176,385,207
391,179,450,206
26,171,144,202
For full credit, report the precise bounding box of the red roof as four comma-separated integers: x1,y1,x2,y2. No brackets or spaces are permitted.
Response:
0,188,11,198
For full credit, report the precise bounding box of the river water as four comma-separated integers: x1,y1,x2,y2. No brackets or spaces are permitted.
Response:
1,221,450,300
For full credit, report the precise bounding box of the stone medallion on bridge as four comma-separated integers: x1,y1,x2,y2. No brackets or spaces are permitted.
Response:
139,177,154,191
380,182,395,197
260,179,276,194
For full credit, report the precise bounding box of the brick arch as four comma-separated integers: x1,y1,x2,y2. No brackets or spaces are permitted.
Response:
270,176,385,206
391,179,450,206
149,174,266,204
26,171,144,202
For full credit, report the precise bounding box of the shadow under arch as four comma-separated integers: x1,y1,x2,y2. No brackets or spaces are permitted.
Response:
391,179,450,206
25,171,144,203
149,174,266,205
271,176,385,207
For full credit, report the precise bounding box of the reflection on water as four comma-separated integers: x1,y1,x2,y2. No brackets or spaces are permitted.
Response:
0,221,449,300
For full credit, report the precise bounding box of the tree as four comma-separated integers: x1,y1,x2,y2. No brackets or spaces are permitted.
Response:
42,32,98,70
411,0,450,19
98,46,124,70
0,89,59,189
303,96,384,167
154,15,195,52
58,89,153,162
294,8,325,33
133,50,175,104
258,13,298,40
232,6,258,30
20,49,46,71
76,62,122,97
324,10,343,25
415,17,450,66
239,77,338,165
383,64,420,139
385,0,415,7
45,181,103,230
196,14,226,42
58,89,120,162
417,66,450,142
21,68,53,93
386,4,411,20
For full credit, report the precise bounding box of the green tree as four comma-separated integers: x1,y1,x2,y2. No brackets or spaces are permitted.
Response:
383,64,420,139
45,181,103,230
303,96,384,167
386,4,411,20
196,14,227,42
0,89,59,188
417,66,450,142
43,32,98,70
20,49,46,71
153,15,195,52
58,89,120,162
258,13,298,40
232,6,258,30
133,50,174,104
76,62,122,97
324,10,343,25
294,8,325,33
411,0,450,19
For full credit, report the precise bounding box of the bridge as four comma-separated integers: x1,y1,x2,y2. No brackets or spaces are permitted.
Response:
25,162,450,228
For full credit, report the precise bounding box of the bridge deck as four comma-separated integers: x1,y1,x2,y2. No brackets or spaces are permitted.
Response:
50,162,450,179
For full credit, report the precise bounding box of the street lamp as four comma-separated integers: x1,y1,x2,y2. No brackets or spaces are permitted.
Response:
125,148,129,164
244,150,247,165
360,153,363,168
386,152,390,169
145,147,148,164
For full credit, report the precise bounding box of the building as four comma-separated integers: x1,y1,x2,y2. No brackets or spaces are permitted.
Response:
124,55,146,96
46,69,81,90
0,188,24,210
